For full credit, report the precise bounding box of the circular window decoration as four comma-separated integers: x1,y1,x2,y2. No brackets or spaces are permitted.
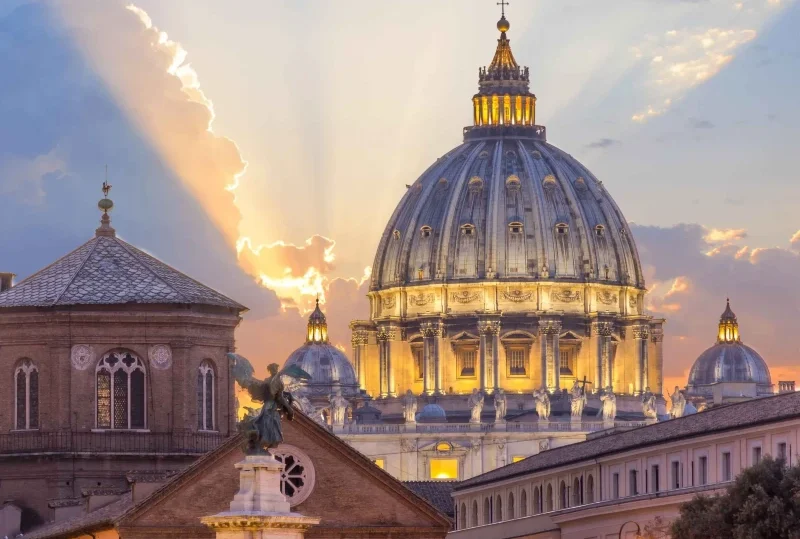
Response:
149,344,172,370
274,444,316,507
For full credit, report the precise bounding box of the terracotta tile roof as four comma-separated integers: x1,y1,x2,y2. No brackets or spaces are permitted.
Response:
0,235,245,310
456,391,800,490
404,481,456,518
24,492,133,539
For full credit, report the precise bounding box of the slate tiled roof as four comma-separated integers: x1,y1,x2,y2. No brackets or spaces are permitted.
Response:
456,391,800,491
404,481,456,518
0,235,246,310
24,492,133,539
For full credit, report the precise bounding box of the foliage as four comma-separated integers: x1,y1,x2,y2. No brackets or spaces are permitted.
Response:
671,456,800,539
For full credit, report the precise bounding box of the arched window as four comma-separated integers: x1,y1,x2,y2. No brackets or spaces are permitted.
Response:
533,486,541,514
96,350,146,430
197,361,215,431
496,495,502,522
587,474,595,504
460,503,467,529
520,489,528,517
508,492,515,520
472,500,478,527
560,480,568,509
545,484,553,512
573,477,581,506
14,360,38,430
483,497,491,525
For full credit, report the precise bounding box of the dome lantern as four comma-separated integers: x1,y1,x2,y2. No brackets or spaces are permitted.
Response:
717,298,740,343
307,298,329,344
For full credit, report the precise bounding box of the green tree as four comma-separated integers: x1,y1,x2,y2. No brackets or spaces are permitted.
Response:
671,456,800,539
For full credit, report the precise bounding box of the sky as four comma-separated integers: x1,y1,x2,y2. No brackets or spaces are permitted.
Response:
0,0,799,392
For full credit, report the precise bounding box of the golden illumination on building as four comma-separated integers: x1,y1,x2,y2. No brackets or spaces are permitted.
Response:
512,455,526,463
373,458,385,470
717,298,740,343
306,298,329,344
430,459,458,480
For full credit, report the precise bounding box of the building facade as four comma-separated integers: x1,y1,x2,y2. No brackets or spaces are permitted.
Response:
449,391,800,539
0,191,245,530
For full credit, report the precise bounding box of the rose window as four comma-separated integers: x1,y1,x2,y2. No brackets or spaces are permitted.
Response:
274,445,316,506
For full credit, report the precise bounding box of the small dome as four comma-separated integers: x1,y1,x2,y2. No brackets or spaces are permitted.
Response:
284,343,359,398
417,403,447,423
688,343,772,387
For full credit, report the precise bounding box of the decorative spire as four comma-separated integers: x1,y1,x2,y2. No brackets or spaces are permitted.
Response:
96,167,116,238
717,298,740,343
306,298,329,344
467,3,540,139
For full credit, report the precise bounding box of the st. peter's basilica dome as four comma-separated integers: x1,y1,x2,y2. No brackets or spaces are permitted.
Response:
687,300,772,396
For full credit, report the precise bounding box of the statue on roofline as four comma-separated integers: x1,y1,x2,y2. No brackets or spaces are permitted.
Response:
228,353,312,455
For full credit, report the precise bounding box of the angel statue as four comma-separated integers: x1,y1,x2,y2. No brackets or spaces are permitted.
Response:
228,353,311,455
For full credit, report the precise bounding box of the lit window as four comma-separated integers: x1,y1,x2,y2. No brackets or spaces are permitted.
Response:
14,359,38,430
430,459,458,480
96,350,146,430
197,360,215,431
373,458,385,470
457,347,477,378
512,456,526,463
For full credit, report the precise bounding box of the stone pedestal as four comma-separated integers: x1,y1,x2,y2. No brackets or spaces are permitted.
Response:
202,455,320,539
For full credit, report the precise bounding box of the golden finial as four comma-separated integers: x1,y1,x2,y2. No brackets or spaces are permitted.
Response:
497,0,510,32
96,165,116,237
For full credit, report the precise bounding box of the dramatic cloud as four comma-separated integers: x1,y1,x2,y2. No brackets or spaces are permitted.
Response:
631,28,757,122
632,223,800,392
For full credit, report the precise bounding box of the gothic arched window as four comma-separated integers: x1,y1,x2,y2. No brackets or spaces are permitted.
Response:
197,361,215,431
96,350,146,430
14,360,39,430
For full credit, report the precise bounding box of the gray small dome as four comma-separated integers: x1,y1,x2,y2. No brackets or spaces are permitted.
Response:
417,403,447,423
284,343,359,398
688,343,772,388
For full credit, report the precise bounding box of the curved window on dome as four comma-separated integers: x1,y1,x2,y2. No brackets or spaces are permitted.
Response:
595,224,605,237
197,360,215,431
461,224,476,236
555,223,569,235
14,359,38,430
392,230,400,240
468,176,483,192
506,175,521,190
509,222,523,234
96,350,146,430
420,225,432,238
436,441,453,452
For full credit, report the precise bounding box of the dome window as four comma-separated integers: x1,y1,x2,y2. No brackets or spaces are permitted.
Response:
393,230,401,240
479,150,489,159
438,177,448,189
509,222,523,234
468,176,483,193
506,175,521,190
595,224,605,237
420,225,432,238
436,441,453,453
531,150,542,160
461,224,476,236
555,223,568,235
543,174,557,190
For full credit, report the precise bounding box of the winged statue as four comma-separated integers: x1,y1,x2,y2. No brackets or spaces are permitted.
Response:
227,353,312,455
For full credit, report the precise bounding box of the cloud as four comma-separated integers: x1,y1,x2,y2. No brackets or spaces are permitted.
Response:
689,117,715,129
631,27,757,122
703,227,747,243
632,223,800,391
790,230,800,249
585,138,622,149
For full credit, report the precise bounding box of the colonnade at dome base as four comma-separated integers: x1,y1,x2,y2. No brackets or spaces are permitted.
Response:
350,281,664,400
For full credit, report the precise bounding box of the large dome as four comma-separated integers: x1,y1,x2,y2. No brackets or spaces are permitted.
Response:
370,138,643,290
687,300,772,395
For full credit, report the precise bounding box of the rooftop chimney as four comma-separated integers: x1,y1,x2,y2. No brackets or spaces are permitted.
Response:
0,273,14,293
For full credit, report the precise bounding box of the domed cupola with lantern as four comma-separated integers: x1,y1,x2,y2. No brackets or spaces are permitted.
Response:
685,299,773,406
349,7,665,412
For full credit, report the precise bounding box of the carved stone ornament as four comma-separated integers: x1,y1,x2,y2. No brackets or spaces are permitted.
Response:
629,295,638,309
70,344,94,371
274,444,316,507
148,344,172,370
409,293,435,307
502,289,534,303
596,290,618,305
451,290,481,304
382,296,396,309
551,289,582,303
351,330,368,346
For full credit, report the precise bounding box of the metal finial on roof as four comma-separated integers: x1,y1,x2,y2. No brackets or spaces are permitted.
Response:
496,0,510,33
96,166,116,238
